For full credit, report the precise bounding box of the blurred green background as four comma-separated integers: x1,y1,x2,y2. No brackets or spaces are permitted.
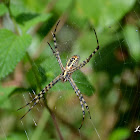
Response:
0,0,140,140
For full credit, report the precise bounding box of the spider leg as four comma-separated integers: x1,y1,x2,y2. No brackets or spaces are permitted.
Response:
18,74,61,119
79,94,91,119
47,42,55,54
19,101,37,120
49,20,64,72
17,94,39,111
48,40,64,72
79,94,85,129
68,77,91,118
72,28,100,72
68,77,91,129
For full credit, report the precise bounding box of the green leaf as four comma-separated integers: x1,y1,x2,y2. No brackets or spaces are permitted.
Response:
0,132,27,140
19,13,52,33
0,29,32,79
124,25,140,61
109,128,130,140
10,2,29,17
54,0,73,14
23,0,49,12
0,3,8,16
73,70,95,96
0,85,16,106
76,0,136,27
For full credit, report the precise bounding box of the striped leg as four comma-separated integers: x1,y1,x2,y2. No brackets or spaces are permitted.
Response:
47,42,64,72
68,78,91,129
72,28,100,72
49,20,64,71
17,74,61,119
80,94,91,119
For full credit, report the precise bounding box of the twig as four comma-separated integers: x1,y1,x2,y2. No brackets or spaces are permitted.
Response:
43,98,64,140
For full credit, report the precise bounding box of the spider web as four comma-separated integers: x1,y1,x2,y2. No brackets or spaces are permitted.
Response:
1,2,140,140
20,21,139,140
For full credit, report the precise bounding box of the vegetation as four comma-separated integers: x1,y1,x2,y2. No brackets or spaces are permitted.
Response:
0,0,140,140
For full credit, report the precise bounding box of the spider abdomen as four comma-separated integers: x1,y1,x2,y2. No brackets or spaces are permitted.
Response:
66,55,80,70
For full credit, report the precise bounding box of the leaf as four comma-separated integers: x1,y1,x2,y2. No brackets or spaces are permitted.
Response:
0,29,32,79
0,3,8,16
15,13,39,24
19,13,52,33
0,85,16,106
73,70,95,96
23,0,49,12
0,132,27,140
54,0,73,13
10,2,29,17
76,0,136,27
124,25,140,61
109,128,130,140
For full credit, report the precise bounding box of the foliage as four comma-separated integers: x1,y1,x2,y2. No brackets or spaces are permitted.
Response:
0,29,31,79
109,128,130,140
0,0,140,140
0,3,8,16
124,25,140,61
77,0,136,27
0,85,15,105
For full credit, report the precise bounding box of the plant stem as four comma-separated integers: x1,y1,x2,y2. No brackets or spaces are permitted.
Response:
43,97,64,140
6,1,19,35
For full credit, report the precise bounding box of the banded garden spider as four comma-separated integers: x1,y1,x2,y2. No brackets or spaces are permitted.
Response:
18,20,100,129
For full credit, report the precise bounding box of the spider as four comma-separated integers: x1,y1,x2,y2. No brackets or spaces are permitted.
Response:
17,20,100,129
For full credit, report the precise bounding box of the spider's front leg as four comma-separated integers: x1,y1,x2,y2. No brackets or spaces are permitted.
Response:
17,74,61,119
68,77,91,129
47,20,64,72
72,28,100,72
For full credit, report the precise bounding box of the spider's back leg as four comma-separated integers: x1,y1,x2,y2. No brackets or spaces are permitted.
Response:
19,101,38,120
68,77,91,129
17,90,44,111
18,74,61,119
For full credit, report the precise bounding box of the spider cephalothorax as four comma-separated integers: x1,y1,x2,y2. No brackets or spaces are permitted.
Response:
66,55,80,69
18,20,100,129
